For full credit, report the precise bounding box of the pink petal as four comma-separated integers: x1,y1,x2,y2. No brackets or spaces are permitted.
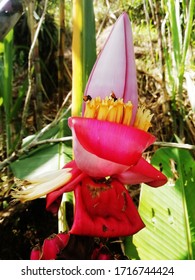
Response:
46,160,85,213
84,12,138,122
114,157,167,187
72,134,129,177
69,117,155,168
69,177,145,237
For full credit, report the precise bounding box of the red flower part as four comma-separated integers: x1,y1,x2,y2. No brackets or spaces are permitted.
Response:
30,245,41,260
41,233,70,260
96,252,112,260
91,244,113,260
70,132,129,178
69,117,155,172
114,157,167,187
69,177,145,237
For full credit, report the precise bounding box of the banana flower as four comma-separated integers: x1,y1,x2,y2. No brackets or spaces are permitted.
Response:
14,13,167,238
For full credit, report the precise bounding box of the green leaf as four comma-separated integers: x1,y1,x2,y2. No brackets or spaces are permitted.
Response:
129,148,195,260
82,0,96,87
167,0,182,70
124,236,140,260
181,0,195,68
11,143,72,179
10,119,72,178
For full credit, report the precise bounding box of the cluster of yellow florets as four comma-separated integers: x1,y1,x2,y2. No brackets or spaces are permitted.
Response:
83,93,153,132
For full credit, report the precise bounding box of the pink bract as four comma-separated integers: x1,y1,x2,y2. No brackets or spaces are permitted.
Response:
114,157,167,187
69,117,156,176
84,12,138,123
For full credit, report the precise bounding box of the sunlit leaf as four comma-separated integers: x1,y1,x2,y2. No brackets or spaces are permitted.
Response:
125,148,195,260
10,120,72,178
11,143,72,179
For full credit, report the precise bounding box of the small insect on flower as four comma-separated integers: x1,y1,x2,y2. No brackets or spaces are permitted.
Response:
110,92,118,101
83,95,92,102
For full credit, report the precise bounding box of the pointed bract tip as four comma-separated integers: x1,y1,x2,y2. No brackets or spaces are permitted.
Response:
84,12,138,121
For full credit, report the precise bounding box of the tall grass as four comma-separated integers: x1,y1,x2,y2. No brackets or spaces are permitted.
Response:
143,0,194,106
164,0,195,104
142,0,195,139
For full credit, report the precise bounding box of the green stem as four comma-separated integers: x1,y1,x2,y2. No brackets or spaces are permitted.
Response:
72,0,96,117
3,30,13,156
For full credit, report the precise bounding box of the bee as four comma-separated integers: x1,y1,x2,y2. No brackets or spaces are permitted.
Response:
83,95,92,102
110,91,117,101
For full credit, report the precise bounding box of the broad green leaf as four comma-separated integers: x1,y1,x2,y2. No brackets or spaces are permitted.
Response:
128,148,195,260
11,142,72,179
10,119,72,178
